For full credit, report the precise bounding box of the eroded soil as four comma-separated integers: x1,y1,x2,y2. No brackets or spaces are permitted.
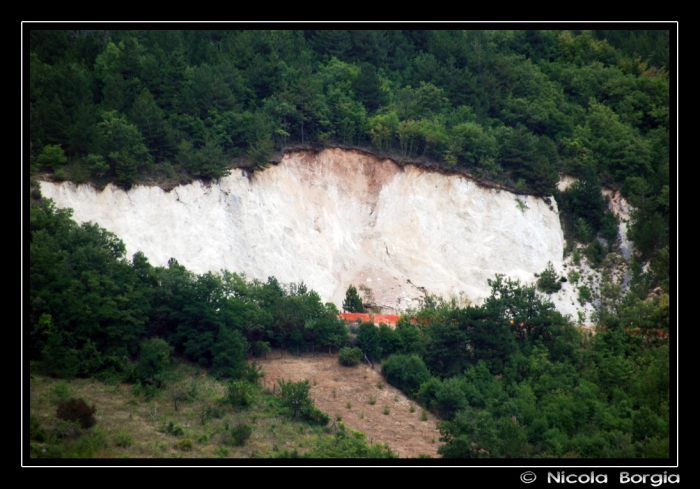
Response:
255,351,443,458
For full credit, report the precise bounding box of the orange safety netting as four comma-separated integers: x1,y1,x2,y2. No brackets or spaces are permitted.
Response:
338,312,402,325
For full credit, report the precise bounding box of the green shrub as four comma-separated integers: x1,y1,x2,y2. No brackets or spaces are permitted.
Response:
176,438,193,451
377,323,402,357
74,426,108,457
300,404,330,426
278,379,312,419
251,341,272,358
338,347,362,366
586,240,605,268
52,380,70,402
417,376,441,409
215,446,230,458
434,377,468,419
302,426,398,458
226,380,256,408
242,361,264,384
114,429,134,448
575,217,594,243
56,398,96,429
29,413,47,442
37,144,67,169
537,261,562,294
200,405,226,425
161,421,184,436
228,424,252,446
600,210,619,245
568,270,580,284
578,285,592,305
135,338,171,388
381,354,431,396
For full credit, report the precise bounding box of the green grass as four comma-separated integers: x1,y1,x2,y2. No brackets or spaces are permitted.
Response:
28,361,360,459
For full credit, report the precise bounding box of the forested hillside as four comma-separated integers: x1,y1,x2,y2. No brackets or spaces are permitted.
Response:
28,188,671,458
27,28,672,459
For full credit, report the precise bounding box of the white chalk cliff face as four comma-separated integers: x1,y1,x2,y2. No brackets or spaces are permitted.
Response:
39,148,570,315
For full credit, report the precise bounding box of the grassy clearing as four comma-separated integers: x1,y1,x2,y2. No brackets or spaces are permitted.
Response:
28,362,341,459
29,353,442,459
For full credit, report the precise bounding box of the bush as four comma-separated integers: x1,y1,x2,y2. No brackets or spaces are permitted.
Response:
381,354,431,396
417,376,442,409
278,379,312,419
29,413,47,442
228,423,253,446
135,338,171,387
600,210,619,246
578,285,592,305
175,438,193,451
56,398,96,429
586,240,605,268
537,261,562,294
567,270,580,284
215,446,230,458
575,217,594,243
378,323,402,357
74,426,108,457
300,404,330,426
356,322,380,360
114,429,134,448
434,377,468,419
226,380,256,408
161,421,184,436
338,347,362,366
271,378,329,425
37,144,67,169
52,380,70,402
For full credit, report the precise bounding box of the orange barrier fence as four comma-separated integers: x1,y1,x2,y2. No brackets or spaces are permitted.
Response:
338,313,402,325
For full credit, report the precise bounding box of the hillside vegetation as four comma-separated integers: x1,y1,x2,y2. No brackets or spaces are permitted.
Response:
28,182,670,458
28,28,671,459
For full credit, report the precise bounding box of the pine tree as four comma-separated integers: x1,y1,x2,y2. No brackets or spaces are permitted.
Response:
342,285,364,313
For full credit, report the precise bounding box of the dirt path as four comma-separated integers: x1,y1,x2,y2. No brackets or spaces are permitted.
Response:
254,351,443,458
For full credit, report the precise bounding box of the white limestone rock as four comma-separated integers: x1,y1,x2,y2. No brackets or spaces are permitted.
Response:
40,148,581,317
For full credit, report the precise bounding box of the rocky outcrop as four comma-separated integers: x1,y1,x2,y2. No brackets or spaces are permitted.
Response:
39,148,568,315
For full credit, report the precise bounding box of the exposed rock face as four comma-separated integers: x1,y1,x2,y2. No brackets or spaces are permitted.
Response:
39,148,568,315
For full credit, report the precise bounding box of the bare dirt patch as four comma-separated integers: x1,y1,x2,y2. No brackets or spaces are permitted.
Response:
255,351,443,458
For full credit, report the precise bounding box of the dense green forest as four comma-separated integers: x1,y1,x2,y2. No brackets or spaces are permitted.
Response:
28,29,670,191
28,29,672,459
